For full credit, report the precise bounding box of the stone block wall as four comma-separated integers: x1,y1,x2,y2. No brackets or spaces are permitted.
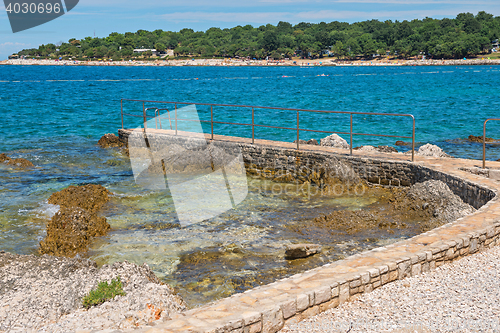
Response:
119,129,494,210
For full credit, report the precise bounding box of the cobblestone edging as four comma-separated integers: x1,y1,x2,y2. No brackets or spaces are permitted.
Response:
118,129,499,333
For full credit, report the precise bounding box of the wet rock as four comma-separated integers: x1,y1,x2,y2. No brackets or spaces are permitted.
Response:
0,153,35,169
285,244,321,259
40,184,112,257
293,139,319,145
0,153,9,163
468,135,495,143
320,134,350,149
0,252,185,331
377,145,398,153
395,141,410,146
98,133,125,148
416,143,451,158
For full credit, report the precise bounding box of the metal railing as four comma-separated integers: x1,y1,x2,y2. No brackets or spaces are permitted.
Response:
483,118,500,168
121,99,416,161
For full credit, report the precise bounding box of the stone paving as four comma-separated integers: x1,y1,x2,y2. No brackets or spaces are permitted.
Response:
118,129,500,333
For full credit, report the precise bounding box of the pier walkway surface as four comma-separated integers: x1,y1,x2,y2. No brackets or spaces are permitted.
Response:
118,129,500,333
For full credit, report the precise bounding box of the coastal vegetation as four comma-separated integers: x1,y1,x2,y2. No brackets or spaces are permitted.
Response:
82,277,126,308
15,11,500,61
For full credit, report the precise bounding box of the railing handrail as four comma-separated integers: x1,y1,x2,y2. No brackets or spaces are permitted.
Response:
483,118,500,168
121,99,416,162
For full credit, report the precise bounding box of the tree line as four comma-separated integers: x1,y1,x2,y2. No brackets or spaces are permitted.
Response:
16,11,500,60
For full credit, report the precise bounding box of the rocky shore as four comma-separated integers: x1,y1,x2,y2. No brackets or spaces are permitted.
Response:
0,252,186,332
2,57,500,67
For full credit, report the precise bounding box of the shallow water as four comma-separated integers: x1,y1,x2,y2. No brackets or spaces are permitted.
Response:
1,65,500,307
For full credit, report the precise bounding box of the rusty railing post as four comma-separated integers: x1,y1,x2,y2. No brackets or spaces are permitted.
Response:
350,113,353,156
412,116,415,162
120,99,124,129
211,105,214,140
252,107,255,144
142,102,146,131
483,120,487,169
296,111,300,150
175,103,178,135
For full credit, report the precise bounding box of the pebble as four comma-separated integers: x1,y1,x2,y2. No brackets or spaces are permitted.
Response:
280,245,500,332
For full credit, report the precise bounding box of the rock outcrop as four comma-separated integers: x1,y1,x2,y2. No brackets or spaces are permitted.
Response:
297,180,475,236
98,133,125,148
468,135,495,143
39,184,112,257
320,134,350,149
416,143,452,158
0,153,34,169
0,252,186,331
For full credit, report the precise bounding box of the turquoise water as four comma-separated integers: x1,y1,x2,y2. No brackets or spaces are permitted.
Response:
1,64,500,306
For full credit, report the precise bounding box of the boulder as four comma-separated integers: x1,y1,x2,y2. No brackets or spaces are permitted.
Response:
98,133,124,148
416,143,451,158
285,244,321,259
320,134,350,149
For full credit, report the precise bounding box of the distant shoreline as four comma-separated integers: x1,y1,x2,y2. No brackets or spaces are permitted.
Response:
2,58,500,67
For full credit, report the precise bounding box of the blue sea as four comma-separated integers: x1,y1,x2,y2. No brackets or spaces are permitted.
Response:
1,64,500,306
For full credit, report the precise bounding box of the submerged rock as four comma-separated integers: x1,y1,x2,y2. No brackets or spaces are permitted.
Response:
285,244,321,259
0,152,35,169
320,134,350,149
39,184,112,257
395,140,410,146
468,135,495,143
98,133,125,148
416,143,451,158
0,252,185,331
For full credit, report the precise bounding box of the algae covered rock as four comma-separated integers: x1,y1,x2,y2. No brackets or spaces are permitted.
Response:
98,133,124,148
468,135,495,143
40,184,112,257
0,152,35,169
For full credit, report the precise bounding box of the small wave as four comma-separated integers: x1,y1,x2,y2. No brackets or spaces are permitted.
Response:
34,202,60,218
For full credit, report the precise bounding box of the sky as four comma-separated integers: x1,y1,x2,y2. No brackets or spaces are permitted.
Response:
1,0,500,60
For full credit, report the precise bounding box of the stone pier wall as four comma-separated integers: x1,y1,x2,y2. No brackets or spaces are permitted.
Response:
118,129,499,333
120,129,494,209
